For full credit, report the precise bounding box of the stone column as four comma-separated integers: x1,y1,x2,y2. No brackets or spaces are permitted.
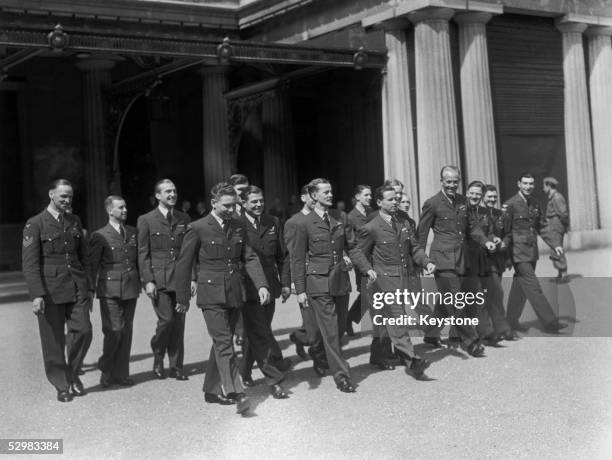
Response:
556,22,598,230
199,65,232,195
409,8,460,202
262,88,297,207
76,57,116,231
586,27,612,229
380,23,419,208
456,12,499,188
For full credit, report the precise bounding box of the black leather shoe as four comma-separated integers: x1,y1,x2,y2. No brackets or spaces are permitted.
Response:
273,358,292,372
100,372,112,388
204,393,236,405
242,375,256,387
509,322,529,333
234,393,250,414
270,384,289,399
169,368,188,381
501,330,520,341
336,376,356,393
423,337,443,348
483,334,503,347
313,361,326,377
446,337,462,349
465,341,486,357
346,321,355,337
290,332,309,361
77,368,85,376
57,390,73,402
153,358,166,379
113,378,135,387
370,360,395,371
407,358,431,379
544,321,568,333
70,377,87,396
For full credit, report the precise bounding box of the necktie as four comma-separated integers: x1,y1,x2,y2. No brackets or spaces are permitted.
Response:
166,211,173,226
253,217,259,231
120,225,126,242
390,217,399,235
222,219,230,238
58,213,65,230
323,213,330,229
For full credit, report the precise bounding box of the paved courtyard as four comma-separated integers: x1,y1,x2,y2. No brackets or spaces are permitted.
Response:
1,248,611,459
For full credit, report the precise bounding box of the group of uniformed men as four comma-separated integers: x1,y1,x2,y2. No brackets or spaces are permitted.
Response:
22,166,569,414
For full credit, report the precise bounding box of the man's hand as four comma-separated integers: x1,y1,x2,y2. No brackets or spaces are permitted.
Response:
175,303,189,313
190,281,197,298
492,236,502,245
290,283,296,295
555,246,564,256
424,262,436,275
485,241,497,252
32,297,45,316
281,287,291,303
297,292,309,307
145,282,157,300
258,287,271,306
343,255,353,270
366,269,377,282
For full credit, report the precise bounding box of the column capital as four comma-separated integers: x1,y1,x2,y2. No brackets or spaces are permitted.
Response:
555,21,588,34
585,26,612,37
408,7,454,25
75,54,121,72
454,12,493,25
198,64,231,78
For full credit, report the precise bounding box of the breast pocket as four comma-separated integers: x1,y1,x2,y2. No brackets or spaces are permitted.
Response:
150,232,168,250
203,239,224,258
311,233,330,253
41,232,61,255
231,237,243,258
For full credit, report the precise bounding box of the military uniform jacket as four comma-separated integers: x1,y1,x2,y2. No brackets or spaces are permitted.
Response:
417,192,488,274
347,207,372,233
484,207,510,274
352,214,430,293
291,210,356,296
174,214,268,307
22,209,90,303
503,193,556,263
89,223,140,300
240,213,285,300
137,208,191,292
545,190,569,242
465,205,493,276
282,210,310,288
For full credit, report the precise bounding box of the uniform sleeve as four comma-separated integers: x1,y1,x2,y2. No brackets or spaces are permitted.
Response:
273,217,286,277
468,211,490,247
242,238,269,291
137,215,154,285
21,219,45,300
501,203,513,249
281,220,296,288
88,232,104,293
417,199,434,248
553,194,569,228
291,222,308,295
349,226,374,274
175,226,201,305
409,231,431,268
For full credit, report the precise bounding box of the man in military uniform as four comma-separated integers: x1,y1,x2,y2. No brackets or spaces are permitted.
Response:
238,185,289,398
175,182,270,415
417,166,494,357
89,196,140,388
292,178,357,393
351,185,436,378
22,179,92,402
137,179,193,381
504,173,568,333
543,177,569,282
283,185,320,362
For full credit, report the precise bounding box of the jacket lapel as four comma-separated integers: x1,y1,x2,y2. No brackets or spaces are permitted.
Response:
43,210,63,231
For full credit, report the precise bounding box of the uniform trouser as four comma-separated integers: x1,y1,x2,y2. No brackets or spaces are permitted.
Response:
98,298,137,379
308,294,350,383
431,270,478,345
202,305,243,396
507,262,558,328
335,294,349,340
38,290,92,391
478,273,510,336
292,302,319,347
370,302,416,364
347,270,365,324
150,290,185,370
240,300,284,386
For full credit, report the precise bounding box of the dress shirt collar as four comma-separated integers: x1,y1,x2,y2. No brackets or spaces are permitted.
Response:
211,211,225,229
158,205,172,218
109,220,122,234
245,212,259,227
379,211,393,226
314,207,328,220
47,205,61,221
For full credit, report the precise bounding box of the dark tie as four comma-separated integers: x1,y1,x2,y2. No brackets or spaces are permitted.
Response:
166,211,173,226
120,225,126,242
58,213,65,230
222,219,230,238
323,213,330,229
390,217,399,235
253,217,259,231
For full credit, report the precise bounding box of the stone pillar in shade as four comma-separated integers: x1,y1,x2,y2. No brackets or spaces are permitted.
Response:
262,88,297,207
76,57,116,231
556,22,598,230
408,8,460,202
586,27,612,229
199,65,232,195
380,22,419,208
456,12,499,188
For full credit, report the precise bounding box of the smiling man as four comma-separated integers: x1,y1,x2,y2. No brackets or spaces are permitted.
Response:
22,179,93,402
137,179,194,381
